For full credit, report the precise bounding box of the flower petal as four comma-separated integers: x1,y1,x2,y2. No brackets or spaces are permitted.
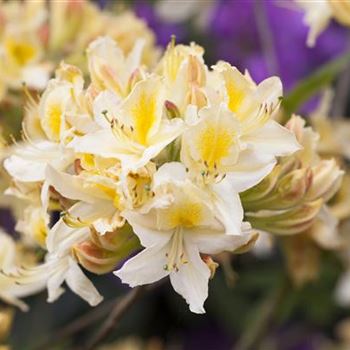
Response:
227,148,276,192
114,244,170,287
170,239,210,314
242,120,301,157
65,258,103,306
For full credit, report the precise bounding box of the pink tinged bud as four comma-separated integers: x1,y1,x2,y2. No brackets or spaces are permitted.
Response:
306,159,344,202
165,100,180,119
73,241,119,275
90,225,133,251
74,159,83,175
74,225,140,274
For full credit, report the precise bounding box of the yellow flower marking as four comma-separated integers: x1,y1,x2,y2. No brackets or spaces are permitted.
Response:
198,125,234,170
168,201,203,228
226,80,245,115
6,38,37,67
44,104,62,141
131,91,158,145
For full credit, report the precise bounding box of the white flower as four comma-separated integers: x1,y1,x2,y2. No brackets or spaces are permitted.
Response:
69,76,185,172
10,208,103,307
181,63,300,192
115,163,255,313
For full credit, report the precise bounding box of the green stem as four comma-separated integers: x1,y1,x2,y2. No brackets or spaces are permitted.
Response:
282,51,350,117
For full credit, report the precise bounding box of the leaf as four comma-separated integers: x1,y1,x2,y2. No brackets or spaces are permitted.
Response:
282,51,350,116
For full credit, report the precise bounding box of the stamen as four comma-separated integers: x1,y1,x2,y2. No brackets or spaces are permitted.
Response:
164,228,187,272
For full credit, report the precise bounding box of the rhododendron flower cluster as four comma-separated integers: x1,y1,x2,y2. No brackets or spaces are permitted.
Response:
0,32,320,314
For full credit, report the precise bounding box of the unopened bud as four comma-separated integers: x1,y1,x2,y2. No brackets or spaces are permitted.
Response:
165,100,180,119
247,199,323,235
74,225,140,274
306,159,343,202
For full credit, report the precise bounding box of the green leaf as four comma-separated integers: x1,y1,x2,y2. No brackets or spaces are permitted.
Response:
282,51,350,116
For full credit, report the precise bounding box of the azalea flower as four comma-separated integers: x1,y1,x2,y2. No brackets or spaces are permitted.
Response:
69,74,185,172
115,162,257,313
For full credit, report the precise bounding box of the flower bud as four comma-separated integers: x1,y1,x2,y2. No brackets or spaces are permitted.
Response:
246,199,323,235
73,225,140,275
242,167,313,212
306,159,344,202
165,100,180,119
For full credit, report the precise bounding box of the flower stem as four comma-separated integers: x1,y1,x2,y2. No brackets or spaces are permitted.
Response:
85,286,146,350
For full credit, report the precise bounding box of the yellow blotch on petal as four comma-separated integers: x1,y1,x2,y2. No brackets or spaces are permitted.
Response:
42,103,62,141
169,201,203,228
5,38,37,67
131,92,158,145
198,125,234,170
226,80,245,115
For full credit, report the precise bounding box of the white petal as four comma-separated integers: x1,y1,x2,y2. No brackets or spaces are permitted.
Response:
65,258,103,306
46,166,96,203
68,129,127,159
122,210,172,248
153,162,187,187
114,244,169,287
4,141,73,182
47,261,67,303
189,227,253,254
93,90,121,129
243,120,301,157
227,148,276,192
211,179,243,235
170,239,210,314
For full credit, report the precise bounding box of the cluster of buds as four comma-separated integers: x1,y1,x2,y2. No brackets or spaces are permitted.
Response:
242,115,344,285
72,225,140,275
